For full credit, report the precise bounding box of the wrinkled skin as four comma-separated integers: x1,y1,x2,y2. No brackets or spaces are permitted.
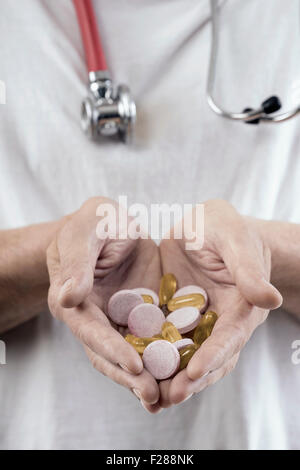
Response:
47,198,162,411
158,200,282,409
47,198,282,413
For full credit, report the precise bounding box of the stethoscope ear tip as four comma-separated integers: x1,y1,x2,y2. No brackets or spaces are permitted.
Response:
261,96,282,114
243,96,282,125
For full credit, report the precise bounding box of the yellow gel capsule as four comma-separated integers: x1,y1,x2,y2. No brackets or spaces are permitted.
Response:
125,334,158,354
161,321,182,343
202,311,218,335
153,334,163,339
167,293,205,312
179,344,197,370
193,324,208,347
159,273,177,307
202,311,218,326
142,294,154,304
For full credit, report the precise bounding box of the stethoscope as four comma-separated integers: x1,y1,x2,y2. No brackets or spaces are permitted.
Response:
73,0,300,143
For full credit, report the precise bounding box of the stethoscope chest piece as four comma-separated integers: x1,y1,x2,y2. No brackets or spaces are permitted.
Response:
81,72,136,143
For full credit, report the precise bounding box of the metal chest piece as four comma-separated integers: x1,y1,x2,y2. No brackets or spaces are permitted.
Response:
81,71,136,143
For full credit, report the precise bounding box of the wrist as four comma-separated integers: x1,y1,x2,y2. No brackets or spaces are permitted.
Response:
0,217,66,333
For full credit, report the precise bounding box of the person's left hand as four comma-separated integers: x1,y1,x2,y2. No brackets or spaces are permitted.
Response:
158,200,282,408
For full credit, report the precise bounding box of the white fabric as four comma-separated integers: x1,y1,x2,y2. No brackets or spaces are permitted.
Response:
0,0,300,450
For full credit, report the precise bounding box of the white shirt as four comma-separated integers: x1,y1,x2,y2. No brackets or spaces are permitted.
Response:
0,0,299,450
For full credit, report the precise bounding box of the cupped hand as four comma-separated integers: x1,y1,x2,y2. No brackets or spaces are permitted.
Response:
47,197,162,413
158,199,282,408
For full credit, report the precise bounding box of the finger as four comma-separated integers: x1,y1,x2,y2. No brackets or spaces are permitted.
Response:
219,215,282,310
56,215,103,308
169,353,239,404
85,346,159,405
158,380,173,408
48,288,144,375
140,400,163,414
186,303,259,381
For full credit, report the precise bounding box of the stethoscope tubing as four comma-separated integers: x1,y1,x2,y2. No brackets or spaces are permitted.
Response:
73,0,107,72
207,0,300,123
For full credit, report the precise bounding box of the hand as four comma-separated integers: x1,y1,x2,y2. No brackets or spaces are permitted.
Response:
159,199,282,407
47,197,162,412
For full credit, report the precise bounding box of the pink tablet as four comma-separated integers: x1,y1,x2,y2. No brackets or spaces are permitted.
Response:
142,340,180,380
128,303,165,338
166,306,200,334
107,290,143,326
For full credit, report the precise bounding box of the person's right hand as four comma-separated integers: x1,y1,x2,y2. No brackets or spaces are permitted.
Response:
47,197,162,413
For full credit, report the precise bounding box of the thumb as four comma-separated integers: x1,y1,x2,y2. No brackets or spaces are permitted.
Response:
57,219,102,308
233,264,282,310
221,228,282,310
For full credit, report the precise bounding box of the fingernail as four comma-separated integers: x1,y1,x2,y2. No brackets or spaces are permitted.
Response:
141,399,163,414
119,363,131,373
132,388,141,400
181,393,193,403
59,278,73,302
188,371,210,394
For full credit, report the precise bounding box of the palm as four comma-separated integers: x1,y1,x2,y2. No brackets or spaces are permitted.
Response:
160,236,259,318
89,238,161,333
158,236,269,405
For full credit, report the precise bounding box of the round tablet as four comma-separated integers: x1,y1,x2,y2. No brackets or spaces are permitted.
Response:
131,287,159,306
173,338,194,351
166,307,200,334
173,285,208,313
128,303,165,337
142,340,180,380
107,290,143,326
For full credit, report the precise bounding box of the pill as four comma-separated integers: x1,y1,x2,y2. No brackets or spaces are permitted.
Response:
193,323,208,347
167,293,205,312
131,288,159,306
125,334,159,354
128,303,166,338
179,344,198,370
166,306,200,334
173,285,208,313
161,321,182,343
173,338,194,351
143,340,180,380
107,290,144,326
193,311,218,346
141,294,154,304
159,273,177,306
202,310,218,335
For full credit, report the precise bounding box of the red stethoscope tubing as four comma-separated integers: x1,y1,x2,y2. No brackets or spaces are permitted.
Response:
73,0,107,72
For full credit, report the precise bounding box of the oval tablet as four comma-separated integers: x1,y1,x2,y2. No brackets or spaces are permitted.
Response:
166,307,200,334
128,303,165,338
173,338,194,351
131,288,159,306
173,285,208,313
142,340,180,380
107,290,143,326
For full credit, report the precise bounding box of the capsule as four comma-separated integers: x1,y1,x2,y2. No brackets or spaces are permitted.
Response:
125,334,158,354
159,273,177,307
202,311,218,335
167,293,205,312
142,294,154,304
193,324,208,347
179,344,197,370
161,321,182,343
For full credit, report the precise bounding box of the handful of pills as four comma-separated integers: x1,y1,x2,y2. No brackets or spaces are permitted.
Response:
107,274,218,380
